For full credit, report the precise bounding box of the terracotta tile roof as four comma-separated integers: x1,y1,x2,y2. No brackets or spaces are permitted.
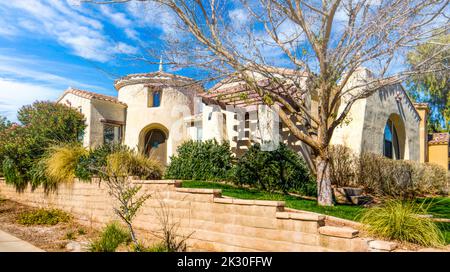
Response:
57,88,127,107
114,71,200,91
428,133,449,145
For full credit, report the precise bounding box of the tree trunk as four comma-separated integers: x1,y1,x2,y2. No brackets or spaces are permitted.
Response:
316,156,333,206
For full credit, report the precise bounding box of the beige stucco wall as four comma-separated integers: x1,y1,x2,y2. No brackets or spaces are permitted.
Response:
359,84,420,160
89,100,126,147
118,83,197,163
0,178,404,252
58,93,92,147
429,144,449,170
330,69,420,160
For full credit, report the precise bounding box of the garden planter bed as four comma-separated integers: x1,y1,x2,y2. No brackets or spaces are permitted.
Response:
0,198,99,252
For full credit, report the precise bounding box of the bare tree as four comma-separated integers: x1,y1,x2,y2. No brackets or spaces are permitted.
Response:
84,0,449,206
95,151,151,250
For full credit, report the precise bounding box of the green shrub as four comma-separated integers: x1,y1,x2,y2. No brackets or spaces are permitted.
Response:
2,157,27,190
106,150,164,179
360,199,445,247
165,140,234,181
29,158,57,192
89,222,131,252
17,209,72,225
75,143,130,180
233,143,316,196
0,101,86,190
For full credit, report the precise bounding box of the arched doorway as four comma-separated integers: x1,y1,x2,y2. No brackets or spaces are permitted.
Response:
141,127,168,164
383,114,406,160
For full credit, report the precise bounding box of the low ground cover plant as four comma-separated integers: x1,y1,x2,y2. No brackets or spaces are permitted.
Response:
89,222,131,252
17,209,72,226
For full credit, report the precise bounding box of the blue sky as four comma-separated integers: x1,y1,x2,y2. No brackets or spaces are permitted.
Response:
0,0,186,122
0,1,445,123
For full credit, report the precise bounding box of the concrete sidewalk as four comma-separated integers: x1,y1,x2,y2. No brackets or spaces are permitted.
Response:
0,230,45,252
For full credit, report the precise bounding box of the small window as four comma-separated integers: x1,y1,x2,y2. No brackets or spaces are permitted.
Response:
104,124,122,144
244,112,250,129
148,89,162,107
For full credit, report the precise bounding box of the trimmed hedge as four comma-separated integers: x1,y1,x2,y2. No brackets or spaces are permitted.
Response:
165,140,234,181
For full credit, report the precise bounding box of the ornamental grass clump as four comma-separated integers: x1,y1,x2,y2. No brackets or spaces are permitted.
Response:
44,143,88,183
106,150,164,179
360,199,445,247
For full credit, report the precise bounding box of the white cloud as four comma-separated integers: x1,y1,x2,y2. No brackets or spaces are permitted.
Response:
0,54,106,91
0,78,61,122
125,1,178,35
0,0,138,62
100,5,132,28
124,28,139,40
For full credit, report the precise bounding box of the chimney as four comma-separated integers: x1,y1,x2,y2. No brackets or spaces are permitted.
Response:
414,103,429,163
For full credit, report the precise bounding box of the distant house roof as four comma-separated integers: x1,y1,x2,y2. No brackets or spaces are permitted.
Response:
57,88,127,107
428,133,449,145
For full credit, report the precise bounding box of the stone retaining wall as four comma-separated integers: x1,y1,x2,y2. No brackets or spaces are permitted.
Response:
0,178,398,252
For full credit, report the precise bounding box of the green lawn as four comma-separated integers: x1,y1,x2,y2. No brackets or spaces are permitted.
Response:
181,180,364,221
415,197,450,219
415,197,450,244
182,180,450,244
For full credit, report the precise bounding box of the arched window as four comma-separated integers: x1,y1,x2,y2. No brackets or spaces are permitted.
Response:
383,119,401,159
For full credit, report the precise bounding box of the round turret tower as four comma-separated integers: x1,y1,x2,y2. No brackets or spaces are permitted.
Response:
115,69,203,165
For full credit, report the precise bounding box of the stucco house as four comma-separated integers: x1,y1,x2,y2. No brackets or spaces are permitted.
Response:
56,66,448,170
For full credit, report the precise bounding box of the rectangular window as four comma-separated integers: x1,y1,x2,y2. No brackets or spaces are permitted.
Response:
104,124,122,144
148,88,162,108
153,91,161,107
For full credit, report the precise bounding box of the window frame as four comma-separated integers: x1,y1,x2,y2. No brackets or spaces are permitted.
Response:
103,123,123,145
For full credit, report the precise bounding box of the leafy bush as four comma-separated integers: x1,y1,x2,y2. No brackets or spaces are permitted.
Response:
106,150,164,179
89,222,131,252
29,158,57,192
360,199,445,247
2,157,27,190
17,209,72,225
165,140,234,181
233,143,316,196
75,143,130,180
0,101,86,190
